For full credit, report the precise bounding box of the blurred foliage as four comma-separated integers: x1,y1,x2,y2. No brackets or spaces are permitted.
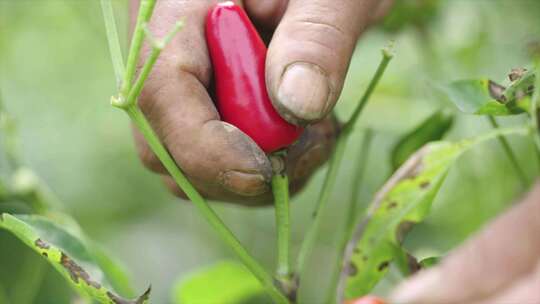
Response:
381,0,440,34
390,110,454,170
1,0,540,303
173,261,270,304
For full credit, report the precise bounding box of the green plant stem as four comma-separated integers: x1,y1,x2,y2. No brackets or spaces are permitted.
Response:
345,129,374,231
121,0,156,97
531,61,540,172
486,116,528,187
100,0,125,87
297,134,347,274
125,106,288,304
126,21,183,106
297,47,393,276
343,46,394,132
271,152,294,296
324,129,374,304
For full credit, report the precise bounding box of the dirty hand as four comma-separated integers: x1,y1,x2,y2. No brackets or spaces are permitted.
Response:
130,0,391,205
391,183,540,304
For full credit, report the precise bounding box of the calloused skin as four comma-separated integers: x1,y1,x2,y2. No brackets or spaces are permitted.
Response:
129,0,391,205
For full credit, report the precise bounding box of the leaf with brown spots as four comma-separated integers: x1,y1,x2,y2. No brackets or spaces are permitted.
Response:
336,127,528,302
0,213,148,304
440,78,530,116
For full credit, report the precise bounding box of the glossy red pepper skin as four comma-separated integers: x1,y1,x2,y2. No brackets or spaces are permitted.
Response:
205,1,303,153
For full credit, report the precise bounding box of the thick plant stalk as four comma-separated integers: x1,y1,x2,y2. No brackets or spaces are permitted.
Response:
271,151,295,299
297,47,394,275
101,2,289,303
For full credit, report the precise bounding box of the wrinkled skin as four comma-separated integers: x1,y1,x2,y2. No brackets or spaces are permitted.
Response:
391,183,540,304
129,0,392,205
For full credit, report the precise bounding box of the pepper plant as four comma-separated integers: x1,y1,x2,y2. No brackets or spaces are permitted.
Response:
1,0,539,303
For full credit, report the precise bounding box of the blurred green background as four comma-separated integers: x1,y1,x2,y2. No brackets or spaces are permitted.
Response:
1,0,539,303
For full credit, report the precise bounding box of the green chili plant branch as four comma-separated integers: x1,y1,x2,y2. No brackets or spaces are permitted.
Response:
297,46,394,275
120,0,156,98
531,60,540,169
486,116,528,187
270,151,295,298
100,1,288,302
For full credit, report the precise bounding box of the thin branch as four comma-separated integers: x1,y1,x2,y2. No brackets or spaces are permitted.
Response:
297,45,393,275
125,21,183,107
121,0,157,97
486,116,528,187
346,129,374,230
530,61,540,171
343,44,395,133
297,134,348,273
324,129,374,304
100,0,125,88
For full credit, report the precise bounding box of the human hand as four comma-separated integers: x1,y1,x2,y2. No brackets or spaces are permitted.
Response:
391,183,540,304
130,0,391,205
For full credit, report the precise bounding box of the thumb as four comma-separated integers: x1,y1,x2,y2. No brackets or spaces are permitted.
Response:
266,0,379,125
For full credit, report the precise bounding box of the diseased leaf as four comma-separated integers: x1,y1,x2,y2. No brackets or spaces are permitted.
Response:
337,128,527,301
0,213,147,304
441,79,529,115
173,261,271,304
391,110,454,171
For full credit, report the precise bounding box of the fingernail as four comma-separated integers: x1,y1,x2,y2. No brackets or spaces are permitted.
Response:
390,270,441,304
219,171,270,197
277,62,332,123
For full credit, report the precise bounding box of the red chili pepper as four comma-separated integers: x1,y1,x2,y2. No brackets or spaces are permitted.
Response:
205,1,303,153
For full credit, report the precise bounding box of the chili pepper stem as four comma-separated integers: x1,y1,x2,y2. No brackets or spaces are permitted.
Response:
270,151,295,299
297,46,394,278
101,2,290,303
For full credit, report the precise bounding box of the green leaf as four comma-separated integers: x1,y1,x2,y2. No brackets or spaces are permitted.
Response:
441,79,529,115
173,261,271,304
337,128,527,301
391,110,454,171
0,213,147,304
